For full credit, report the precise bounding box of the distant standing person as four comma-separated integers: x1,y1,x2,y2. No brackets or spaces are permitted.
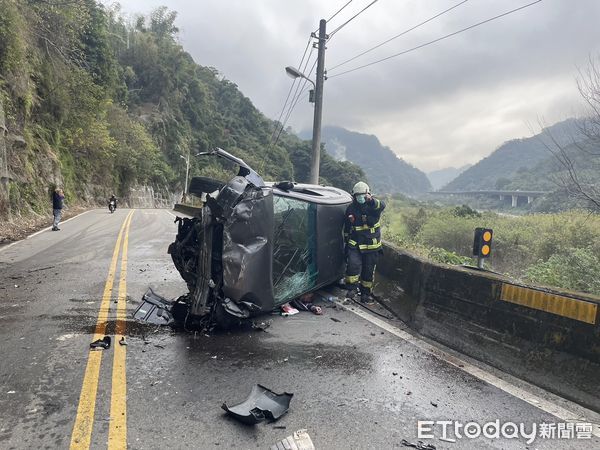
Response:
343,182,386,304
52,188,65,231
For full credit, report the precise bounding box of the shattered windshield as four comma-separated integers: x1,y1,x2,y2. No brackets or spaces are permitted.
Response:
272,195,318,304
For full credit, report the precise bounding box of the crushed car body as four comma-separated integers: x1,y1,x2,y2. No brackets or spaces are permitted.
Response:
134,148,352,328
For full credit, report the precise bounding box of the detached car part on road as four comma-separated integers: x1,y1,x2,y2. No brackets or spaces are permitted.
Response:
134,148,352,328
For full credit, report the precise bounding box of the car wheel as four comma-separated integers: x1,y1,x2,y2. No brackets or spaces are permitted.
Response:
188,176,225,196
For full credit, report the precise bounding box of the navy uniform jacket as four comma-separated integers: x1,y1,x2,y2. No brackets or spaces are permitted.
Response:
343,197,385,253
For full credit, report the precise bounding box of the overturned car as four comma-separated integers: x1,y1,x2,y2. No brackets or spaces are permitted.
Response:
134,148,352,328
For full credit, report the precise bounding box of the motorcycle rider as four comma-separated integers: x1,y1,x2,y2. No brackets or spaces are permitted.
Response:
108,194,118,211
343,181,385,304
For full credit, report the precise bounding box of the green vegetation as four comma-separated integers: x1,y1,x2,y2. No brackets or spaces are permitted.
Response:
382,197,600,295
316,126,432,195
0,1,363,219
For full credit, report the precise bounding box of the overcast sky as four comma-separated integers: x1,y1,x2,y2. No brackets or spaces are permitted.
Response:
114,0,600,172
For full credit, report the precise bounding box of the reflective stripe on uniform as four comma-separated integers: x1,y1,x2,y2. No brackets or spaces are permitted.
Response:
358,242,382,251
345,275,360,284
348,239,357,247
351,222,380,232
360,279,373,288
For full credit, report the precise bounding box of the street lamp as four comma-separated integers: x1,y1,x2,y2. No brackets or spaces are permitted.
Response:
179,153,190,203
284,19,327,185
285,66,316,90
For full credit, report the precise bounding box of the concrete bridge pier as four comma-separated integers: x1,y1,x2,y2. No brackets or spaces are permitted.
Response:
511,195,518,207
527,196,534,204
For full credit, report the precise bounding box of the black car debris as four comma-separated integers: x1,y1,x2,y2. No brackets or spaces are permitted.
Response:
134,148,352,328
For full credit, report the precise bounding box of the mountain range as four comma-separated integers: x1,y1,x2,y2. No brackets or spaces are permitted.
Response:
442,119,585,191
301,126,432,195
427,165,472,191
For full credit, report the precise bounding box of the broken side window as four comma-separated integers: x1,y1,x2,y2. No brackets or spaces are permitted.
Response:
272,195,318,304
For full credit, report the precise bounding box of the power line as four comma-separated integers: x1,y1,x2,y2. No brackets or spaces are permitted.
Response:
272,86,312,148
328,0,543,79
326,0,354,23
328,0,380,39
275,48,316,139
272,57,318,148
269,35,313,145
329,0,470,72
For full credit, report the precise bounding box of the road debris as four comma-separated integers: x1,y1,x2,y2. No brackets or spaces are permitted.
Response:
222,384,293,425
133,288,174,326
119,337,128,346
401,439,436,449
291,293,323,315
251,320,271,332
281,303,299,316
330,317,341,323
90,336,111,350
430,401,438,407
271,429,315,450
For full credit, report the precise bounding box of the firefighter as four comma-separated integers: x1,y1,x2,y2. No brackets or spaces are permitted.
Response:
343,181,385,304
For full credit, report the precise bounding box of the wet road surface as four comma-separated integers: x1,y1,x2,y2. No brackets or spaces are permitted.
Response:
0,209,599,449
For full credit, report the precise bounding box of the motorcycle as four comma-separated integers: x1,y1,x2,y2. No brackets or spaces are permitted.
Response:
108,200,116,213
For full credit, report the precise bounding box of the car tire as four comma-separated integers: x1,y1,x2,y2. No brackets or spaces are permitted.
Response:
188,176,225,196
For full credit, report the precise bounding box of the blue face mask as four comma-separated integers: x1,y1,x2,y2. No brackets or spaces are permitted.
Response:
356,194,366,204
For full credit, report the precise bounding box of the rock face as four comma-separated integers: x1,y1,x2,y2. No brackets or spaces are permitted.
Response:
0,100,9,215
128,186,179,209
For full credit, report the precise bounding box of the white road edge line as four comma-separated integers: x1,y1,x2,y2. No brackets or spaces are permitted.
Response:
165,210,177,219
340,301,600,437
0,210,93,253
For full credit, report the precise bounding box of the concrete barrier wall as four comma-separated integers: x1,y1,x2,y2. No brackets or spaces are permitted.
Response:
377,243,600,363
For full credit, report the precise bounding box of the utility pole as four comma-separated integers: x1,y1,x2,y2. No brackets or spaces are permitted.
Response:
180,153,190,203
309,19,327,185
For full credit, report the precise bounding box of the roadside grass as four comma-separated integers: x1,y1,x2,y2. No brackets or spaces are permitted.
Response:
381,196,600,296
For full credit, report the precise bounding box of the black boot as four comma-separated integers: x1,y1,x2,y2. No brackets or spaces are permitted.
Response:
345,286,359,300
360,292,375,305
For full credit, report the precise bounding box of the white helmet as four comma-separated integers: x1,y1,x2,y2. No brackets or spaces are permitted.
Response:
352,181,369,195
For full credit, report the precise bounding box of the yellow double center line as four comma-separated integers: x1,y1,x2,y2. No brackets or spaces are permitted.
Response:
70,210,134,450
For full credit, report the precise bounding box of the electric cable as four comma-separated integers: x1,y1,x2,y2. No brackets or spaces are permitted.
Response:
328,0,380,39
326,0,354,23
328,0,543,78
329,0,470,72
269,35,313,144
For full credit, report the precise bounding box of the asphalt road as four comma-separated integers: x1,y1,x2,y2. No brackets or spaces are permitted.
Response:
0,209,599,450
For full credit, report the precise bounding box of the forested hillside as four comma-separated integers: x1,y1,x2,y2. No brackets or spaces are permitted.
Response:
442,119,584,191
304,126,432,195
0,1,363,219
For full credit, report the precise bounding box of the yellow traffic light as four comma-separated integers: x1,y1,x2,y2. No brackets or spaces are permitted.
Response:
473,228,493,259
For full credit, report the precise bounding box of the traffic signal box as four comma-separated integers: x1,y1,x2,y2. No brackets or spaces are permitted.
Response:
473,228,493,258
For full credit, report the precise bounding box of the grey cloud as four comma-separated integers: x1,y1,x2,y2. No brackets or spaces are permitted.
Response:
116,0,600,171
